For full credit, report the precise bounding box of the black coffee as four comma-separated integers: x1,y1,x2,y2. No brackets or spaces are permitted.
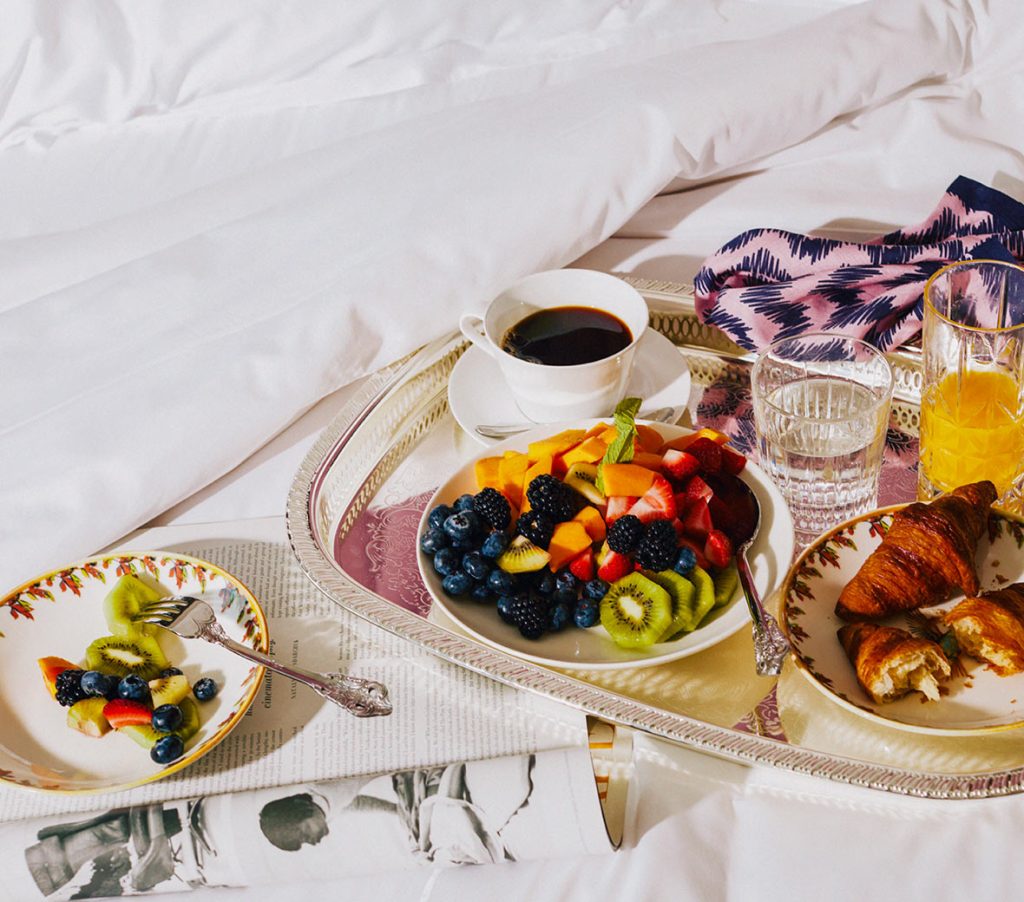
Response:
501,306,632,366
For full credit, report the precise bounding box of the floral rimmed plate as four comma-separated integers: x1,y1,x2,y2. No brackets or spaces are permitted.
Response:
0,553,268,794
782,507,1024,735
417,421,794,671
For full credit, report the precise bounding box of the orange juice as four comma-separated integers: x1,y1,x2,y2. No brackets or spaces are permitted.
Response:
919,370,1024,495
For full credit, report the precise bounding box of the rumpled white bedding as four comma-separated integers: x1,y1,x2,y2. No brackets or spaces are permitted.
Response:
1,0,1019,590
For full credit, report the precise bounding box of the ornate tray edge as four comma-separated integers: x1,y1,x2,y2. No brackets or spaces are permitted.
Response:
285,297,1022,801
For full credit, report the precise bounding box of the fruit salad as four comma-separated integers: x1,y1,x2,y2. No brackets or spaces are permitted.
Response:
419,398,749,650
39,574,219,765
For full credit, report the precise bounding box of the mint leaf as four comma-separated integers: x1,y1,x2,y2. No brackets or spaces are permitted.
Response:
595,397,642,495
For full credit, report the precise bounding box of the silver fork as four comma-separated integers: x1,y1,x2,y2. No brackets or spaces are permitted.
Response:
134,596,392,717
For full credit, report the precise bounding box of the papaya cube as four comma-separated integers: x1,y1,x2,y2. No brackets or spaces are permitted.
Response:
597,425,619,444
38,656,78,699
547,521,594,572
499,452,529,508
474,456,503,492
527,429,586,463
635,424,665,453
601,463,656,498
573,505,607,543
582,421,612,439
560,436,608,468
632,451,664,471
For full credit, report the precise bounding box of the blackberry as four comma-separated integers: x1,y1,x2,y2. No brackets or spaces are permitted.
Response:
473,488,512,531
526,474,576,522
509,594,548,640
607,514,644,554
516,510,554,549
635,520,679,572
54,669,88,707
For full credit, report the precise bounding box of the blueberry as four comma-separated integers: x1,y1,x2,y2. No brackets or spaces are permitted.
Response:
673,546,698,577
555,570,578,593
487,569,515,596
151,734,185,765
480,530,510,560
420,528,448,555
443,511,480,544
573,600,600,628
151,704,184,733
548,602,572,632
441,572,473,596
534,571,556,596
461,551,490,581
469,583,493,603
158,667,183,678
453,493,476,513
80,671,116,698
117,675,150,703
583,579,610,602
433,547,460,577
496,594,518,624
427,504,454,530
551,588,577,608
192,677,218,702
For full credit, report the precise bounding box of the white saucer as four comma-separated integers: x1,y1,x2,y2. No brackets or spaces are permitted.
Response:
449,330,691,445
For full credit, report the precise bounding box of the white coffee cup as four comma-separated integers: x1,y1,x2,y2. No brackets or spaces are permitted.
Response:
459,269,649,422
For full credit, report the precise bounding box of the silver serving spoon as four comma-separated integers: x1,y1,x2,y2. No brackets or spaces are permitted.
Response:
475,405,683,439
705,472,790,676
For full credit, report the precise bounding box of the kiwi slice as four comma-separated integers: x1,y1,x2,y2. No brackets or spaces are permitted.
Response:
149,673,190,708
176,697,200,742
119,723,162,750
497,535,551,574
687,566,717,630
712,563,740,609
599,573,672,649
645,570,701,640
564,462,604,505
85,634,168,681
103,574,160,638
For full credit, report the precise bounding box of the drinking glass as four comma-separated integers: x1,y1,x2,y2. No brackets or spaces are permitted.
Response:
918,259,1024,513
751,333,894,545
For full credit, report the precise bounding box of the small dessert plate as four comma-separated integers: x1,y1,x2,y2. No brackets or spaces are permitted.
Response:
782,508,1024,735
0,553,268,794
449,330,691,446
417,422,794,670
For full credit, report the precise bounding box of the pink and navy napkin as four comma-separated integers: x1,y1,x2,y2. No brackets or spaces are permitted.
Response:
694,176,1024,352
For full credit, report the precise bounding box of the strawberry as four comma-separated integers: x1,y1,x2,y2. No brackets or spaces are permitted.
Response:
720,445,747,475
686,437,723,474
568,548,595,582
680,498,712,541
626,475,677,524
704,528,734,570
678,536,711,571
605,495,638,524
684,475,713,504
661,449,701,483
597,550,633,582
103,699,152,729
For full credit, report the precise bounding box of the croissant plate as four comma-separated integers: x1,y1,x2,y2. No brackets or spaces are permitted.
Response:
944,583,1024,677
837,622,951,705
834,481,997,621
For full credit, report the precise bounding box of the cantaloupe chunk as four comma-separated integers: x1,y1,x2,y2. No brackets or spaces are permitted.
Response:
547,521,593,572
601,462,656,498
527,429,586,463
474,456,503,492
635,424,665,453
582,421,612,439
574,505,607,543
499,452,529,508
561,436,608,468
521,455,554,513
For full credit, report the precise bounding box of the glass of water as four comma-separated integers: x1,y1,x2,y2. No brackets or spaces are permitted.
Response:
751,333,894,546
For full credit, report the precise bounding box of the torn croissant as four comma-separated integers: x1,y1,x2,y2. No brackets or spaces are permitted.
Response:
943,583,1024,677
835,481,996,621
838,622,951,705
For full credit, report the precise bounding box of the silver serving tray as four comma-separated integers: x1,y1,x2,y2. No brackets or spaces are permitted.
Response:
287,278,1024,800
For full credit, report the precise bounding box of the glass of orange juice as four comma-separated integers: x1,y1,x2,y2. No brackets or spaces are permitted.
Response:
919,259,1024,513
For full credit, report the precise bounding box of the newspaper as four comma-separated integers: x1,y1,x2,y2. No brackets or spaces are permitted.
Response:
0,518,618,898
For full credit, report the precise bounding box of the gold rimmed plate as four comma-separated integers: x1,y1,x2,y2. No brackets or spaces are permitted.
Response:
781,506,1024,735
0,553,267,794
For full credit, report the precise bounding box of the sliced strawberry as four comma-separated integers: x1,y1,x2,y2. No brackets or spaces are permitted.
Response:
684,474,713,504
704,528,734,570
568,548,595,582
670,517,686,539
661,449,701,483
680,498,713,541
720,445,747,475
597,550,633,582
677,536,711,571
605,495,638,524
627,475,677,524
686,437,723,474
708,494,738,536
103,699,152,729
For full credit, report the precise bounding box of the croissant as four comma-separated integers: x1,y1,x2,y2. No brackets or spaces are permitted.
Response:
837,622,950,704
834,481,996,621
943,583,1024,677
